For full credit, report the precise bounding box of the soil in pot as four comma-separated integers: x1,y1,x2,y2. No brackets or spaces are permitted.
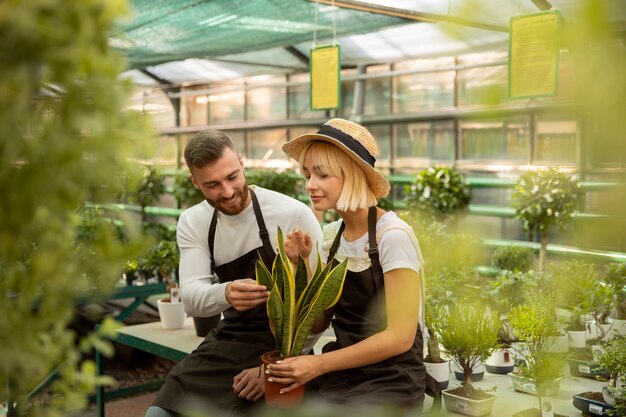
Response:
261,351,305,408
446,384,492,401
572,391,614,416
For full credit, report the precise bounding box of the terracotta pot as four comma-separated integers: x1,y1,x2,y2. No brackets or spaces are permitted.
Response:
261,351,305,408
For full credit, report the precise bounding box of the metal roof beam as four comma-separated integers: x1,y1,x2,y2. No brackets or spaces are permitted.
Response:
308,0,508,32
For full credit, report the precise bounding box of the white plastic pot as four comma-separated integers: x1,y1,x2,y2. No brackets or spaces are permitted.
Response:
157,299,186,329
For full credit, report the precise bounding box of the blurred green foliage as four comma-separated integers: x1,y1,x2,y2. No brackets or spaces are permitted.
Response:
246,169,304,199
405,166,472,225
491,245,535,273
173,170,204,208
0,0,153,414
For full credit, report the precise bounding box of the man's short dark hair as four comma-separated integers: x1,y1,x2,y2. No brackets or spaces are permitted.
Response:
184,130,236,170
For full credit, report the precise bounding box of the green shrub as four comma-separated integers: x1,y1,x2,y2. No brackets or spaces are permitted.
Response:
491,245,535,272
173,170,204,208
246,169,304,199
404,166,472,224
0,1,152,414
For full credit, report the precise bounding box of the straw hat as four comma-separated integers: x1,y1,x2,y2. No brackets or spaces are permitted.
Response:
282,118,390,198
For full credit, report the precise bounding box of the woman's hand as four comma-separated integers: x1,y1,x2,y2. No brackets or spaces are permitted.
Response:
265,355,322,393
284,228,313,264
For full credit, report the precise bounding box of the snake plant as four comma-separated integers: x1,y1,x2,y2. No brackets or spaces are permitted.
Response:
256,227,348,358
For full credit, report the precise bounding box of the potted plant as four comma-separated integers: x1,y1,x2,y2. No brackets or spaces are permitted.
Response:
573,336,626,416
143,240,185,330
255,227,348,407
578,268,616,342
549,260,596,348
405,165,472,226
510,167,580,271
508,294,568,417
604,263,626,337
404,219,483,390
431,303,500,416
488,270,548,373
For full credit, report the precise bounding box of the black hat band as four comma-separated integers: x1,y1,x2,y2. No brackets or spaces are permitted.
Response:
316,124,376,167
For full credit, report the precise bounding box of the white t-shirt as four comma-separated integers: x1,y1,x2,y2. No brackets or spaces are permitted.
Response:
322,211,421,274
321,211,425,325
177,186,323,317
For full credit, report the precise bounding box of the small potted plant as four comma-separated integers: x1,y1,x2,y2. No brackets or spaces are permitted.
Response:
604,262,626,337
510,167,580,271
508,294,568,417
431,303,500,416
405,219,483,390
256,227,348,407
488,269,545,374
143,240,185,330
549,260,595,349
573,336,626,416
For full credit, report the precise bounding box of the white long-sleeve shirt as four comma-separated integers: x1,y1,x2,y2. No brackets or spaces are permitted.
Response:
177,186,323,317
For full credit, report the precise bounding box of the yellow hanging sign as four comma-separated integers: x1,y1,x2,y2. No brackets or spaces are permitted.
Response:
509,10,561,99
310,44,341,110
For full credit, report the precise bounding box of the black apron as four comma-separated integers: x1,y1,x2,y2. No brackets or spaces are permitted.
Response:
153,189,276,416
316,207,426,407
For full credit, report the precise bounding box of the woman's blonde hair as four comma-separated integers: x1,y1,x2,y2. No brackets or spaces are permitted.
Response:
300,141,377,212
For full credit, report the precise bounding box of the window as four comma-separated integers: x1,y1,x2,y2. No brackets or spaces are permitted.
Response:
460,117,529,161
207,82,245,124
246,75,286,121
393,58,455,112
534,116,577,163
287,73,327,119
394,121,455,163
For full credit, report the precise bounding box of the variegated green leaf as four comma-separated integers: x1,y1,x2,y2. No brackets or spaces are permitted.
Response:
266,282,284,349
255,258,273,289
295,260,335,316
292,259,348,355
294,255,308,302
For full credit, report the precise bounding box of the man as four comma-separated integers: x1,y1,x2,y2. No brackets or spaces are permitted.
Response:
146,130,323,417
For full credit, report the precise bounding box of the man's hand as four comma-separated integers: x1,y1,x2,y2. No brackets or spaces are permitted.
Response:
225,279,269,311
233,366,264,402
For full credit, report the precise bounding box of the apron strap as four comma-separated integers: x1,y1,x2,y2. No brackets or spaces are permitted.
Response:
249,188,274,263
367,206,383,287
207,188,274,273
327,207,384,287
208,207,218,275
327,220,345,262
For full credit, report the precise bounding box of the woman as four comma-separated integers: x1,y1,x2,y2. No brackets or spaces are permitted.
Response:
271,118,426,407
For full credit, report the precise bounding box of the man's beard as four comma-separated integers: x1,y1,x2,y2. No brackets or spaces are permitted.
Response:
206,183,250,215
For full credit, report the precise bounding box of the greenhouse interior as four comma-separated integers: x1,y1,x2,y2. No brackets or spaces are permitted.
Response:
1,1,626,417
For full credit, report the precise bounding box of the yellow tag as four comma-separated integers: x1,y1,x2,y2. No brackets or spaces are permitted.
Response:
509,10,561,99
310,45,341,110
